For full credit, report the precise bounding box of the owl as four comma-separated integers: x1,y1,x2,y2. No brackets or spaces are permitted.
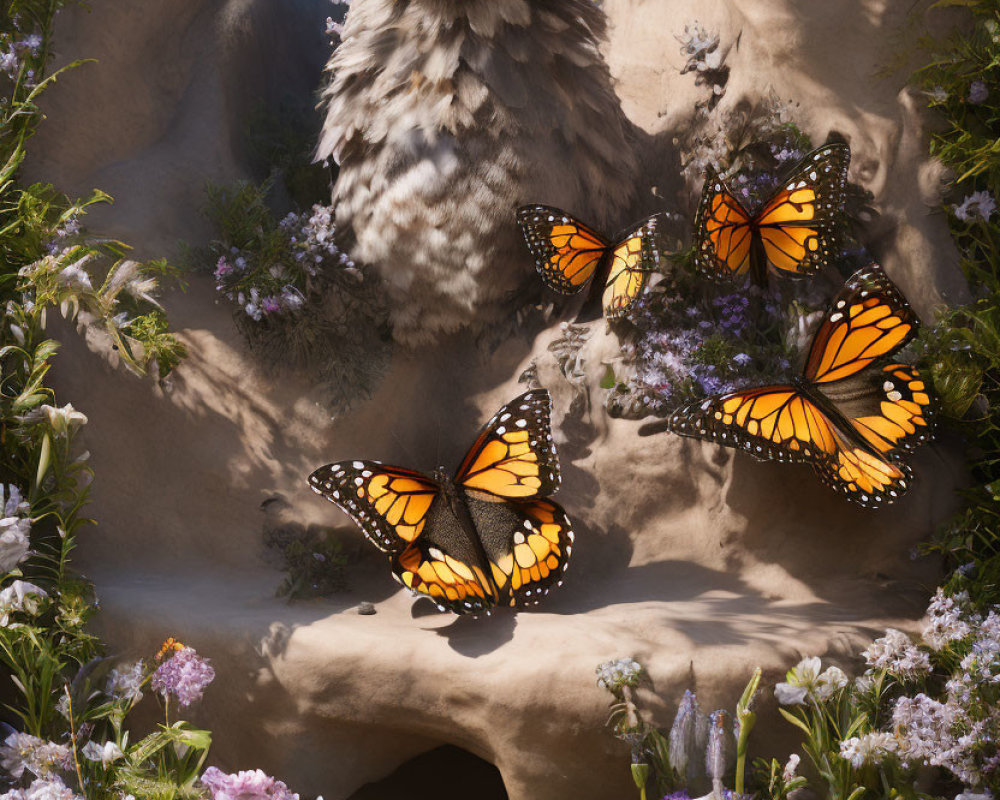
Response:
318,0,639,344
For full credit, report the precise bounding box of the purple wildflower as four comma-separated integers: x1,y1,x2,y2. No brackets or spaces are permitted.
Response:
706,709,735,781
712,292,751,336
261,296,282,315
214,257,233,279
201,767,299,800
969,80,989,104
151,646,215,707
692,365,731,396
733,352,752,366
662,793,692,800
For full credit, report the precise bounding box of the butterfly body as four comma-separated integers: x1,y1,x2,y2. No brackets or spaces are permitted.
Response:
309,390,575,614
694,143,851,284
664,265,934,507
516,204,665,319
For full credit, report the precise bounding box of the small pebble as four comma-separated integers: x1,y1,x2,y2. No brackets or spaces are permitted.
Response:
358,601,376,616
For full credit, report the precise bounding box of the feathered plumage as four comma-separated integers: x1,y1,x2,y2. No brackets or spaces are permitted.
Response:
318,0,638,343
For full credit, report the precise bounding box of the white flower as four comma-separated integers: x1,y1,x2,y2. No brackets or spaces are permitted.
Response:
782,753,800,782
0,733,71,780
23,777,79,800
953,191,997,223
280,286,305,311
925,85,948,103
839,732,897,768
0,581,48,625
57,262,92,292
892,693,980,784
106,660,145,703
595,657,642,690
774,656,821,705
956,792,993,800
55,694,71,721
862,628,931,678
20,404,88,437
81,740,123,766
3,486,27,518
0,46,20,79
0,516,31,573
0,732,44,778
814,666,848,699
922,589,976,650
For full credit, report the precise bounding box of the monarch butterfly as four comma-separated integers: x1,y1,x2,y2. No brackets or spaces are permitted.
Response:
657,265,934,508
693,143,851,284
516,205,666,319
308,390,574,614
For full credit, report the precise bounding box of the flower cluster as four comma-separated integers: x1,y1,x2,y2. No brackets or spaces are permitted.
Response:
213,250,305,322
953,191,996,223
595,657,643,691
280,204,356,277
0,581,47,627
201,767,300,800
0,776,81,800
923,588,975,650
0,31,41,83
838,732,897,768
211,202,356,323
778,590,1000,794
0,733,71,780
608,275,792,419
774,656,848,706
860,628,931,679
0,486,30,573
106,659,145,703
598,663,759,800
151,645,215,707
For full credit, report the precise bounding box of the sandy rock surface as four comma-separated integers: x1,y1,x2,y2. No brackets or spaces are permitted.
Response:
30,1,965,798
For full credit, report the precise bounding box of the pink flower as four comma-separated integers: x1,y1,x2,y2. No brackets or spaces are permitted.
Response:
201,767,299,800
151,646,215,707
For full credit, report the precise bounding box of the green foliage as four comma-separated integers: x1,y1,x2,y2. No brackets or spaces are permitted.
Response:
264,522,350,599
599,660,763,800
911,0,1000,608
0,4,235,799
202,178,391,413
243,96,332,209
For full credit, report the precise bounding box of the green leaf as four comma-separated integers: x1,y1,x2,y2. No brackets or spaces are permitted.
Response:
779,707,813,736
35,433,52,489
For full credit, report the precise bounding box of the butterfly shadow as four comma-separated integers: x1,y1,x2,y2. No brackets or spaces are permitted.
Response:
719,449,948,616
428,604,518,657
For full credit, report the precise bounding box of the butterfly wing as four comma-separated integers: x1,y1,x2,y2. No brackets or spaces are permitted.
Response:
602,214,664,319
390,497,500,614
308,461,439,553
667,385,842,463
804,264,918,385
466,496,574,608
667,387,915,507
693,171,755,279
454,389,560,500
755,142,851,277
517,205,609,295
811,429,912,509
825,363,935,455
